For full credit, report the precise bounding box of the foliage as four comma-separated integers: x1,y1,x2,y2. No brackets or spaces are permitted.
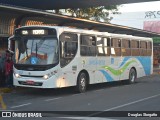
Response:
153,37,160,43
54,5,119,23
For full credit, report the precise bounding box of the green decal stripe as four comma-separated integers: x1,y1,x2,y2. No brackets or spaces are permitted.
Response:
102,60,137,76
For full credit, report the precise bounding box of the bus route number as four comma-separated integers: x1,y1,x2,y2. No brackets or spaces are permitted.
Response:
32,30,45,35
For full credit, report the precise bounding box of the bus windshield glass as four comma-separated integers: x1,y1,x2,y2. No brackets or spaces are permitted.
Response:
14,37,58,65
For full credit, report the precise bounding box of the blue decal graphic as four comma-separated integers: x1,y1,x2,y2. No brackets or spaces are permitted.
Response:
89,60,105,65
99,70,113,82
136,57,151,75
119,57,131,68
111,58,114,64
31,57,38,64
119,57,151,75
100,56,151,81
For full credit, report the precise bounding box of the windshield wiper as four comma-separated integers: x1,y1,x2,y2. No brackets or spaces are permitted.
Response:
36,43,38,58
31,39,34,55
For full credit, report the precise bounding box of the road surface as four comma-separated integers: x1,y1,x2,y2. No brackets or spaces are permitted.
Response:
1,74,160,120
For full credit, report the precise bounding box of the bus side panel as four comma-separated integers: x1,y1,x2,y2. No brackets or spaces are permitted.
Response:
98,57,120,82
95,57,132,83
119,57,145,80
119,56,152,80
79,57,96,84
136,56,152,77
99,57,136,82
96,56,152,82
95,56,110,83
119,57,132,80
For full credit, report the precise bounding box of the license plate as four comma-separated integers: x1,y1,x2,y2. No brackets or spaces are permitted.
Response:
26,80,34,85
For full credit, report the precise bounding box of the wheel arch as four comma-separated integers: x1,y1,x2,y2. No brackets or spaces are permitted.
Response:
77,69,90,85
130,67,137,78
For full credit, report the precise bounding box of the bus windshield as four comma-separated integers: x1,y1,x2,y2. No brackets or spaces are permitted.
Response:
14,37,58,65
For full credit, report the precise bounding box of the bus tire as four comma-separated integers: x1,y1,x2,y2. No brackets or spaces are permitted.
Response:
128,68,136,84
76,72,87,93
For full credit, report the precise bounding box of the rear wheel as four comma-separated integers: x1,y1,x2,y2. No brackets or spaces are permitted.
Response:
128,68,136,84
76,72,87,93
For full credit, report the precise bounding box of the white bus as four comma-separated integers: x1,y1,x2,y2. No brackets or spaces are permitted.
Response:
9,26,153,92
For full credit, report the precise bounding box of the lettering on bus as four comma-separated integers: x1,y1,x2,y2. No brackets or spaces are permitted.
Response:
22,30,28,35
89,60,105,65
32,30,45,35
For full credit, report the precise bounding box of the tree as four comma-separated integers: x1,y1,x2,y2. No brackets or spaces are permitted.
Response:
53,5,119,23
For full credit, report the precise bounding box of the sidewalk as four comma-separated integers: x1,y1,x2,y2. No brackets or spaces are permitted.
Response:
0,87,15,93
153,67,160,74
0,86,23,94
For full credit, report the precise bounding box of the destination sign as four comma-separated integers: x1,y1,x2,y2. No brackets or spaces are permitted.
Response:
15,28,57,36
22,30,28,35
32,30,45,35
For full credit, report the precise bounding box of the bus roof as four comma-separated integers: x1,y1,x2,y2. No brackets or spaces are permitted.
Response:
17,26,152,41
109,33,152,42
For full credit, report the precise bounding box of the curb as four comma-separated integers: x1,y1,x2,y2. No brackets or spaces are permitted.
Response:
0,88,13,93
153,68,160,75
153,71,160,75
0,87,24,94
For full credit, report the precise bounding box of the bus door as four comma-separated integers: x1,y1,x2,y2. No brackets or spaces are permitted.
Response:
59,33,78,87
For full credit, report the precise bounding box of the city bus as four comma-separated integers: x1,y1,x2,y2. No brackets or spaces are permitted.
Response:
8,26,153,92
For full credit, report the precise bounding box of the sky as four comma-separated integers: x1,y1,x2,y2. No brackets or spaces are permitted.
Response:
118,1,160,12
110,1,160,29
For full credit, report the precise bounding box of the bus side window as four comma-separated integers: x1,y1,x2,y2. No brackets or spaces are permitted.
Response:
140,41,147,56
104,38,110,55
59,33,78,67
122,39,131,56
80,35,96,56
131,40,140,56
148,42,152,49
147,42,152,56
97,37,110,56
111,38,121,56
97,37,103,56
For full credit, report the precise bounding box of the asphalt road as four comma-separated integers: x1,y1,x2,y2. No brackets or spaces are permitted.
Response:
1,74,160,120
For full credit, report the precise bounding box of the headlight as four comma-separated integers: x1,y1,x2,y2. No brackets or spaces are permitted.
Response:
43,74,49,80
15,73,21,78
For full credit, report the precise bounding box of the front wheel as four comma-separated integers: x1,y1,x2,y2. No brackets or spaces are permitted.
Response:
76,72,87,93
128,68,136,84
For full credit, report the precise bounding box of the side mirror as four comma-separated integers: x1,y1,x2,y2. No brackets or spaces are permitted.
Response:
8,36,15,53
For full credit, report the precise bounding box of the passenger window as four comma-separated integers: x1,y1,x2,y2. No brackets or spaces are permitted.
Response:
131,40,140,56
80,35,96,56
111,38,121,56
97,37,110,56
140,41,148,56
147,42,152,56
122,39,131,56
